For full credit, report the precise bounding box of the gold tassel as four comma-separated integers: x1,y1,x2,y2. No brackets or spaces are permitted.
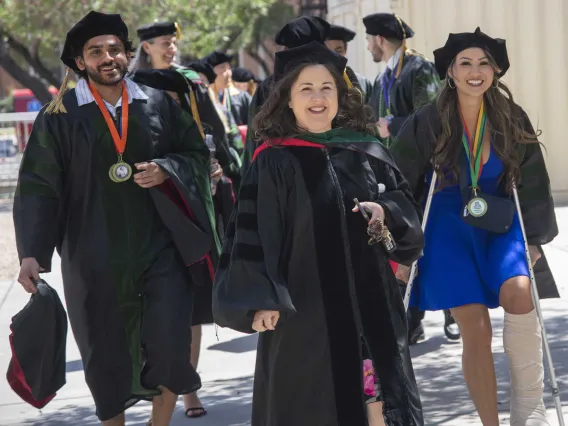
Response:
45,68,71,114
394,14,407,79
174,22,181,40
182,76,205,139
343,69,353,88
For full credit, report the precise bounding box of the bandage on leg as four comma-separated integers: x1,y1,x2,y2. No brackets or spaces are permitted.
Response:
504,309,550,425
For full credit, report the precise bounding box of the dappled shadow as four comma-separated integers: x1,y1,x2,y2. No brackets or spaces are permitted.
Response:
13,376,254,426
208,334,258,354
414,309,568,424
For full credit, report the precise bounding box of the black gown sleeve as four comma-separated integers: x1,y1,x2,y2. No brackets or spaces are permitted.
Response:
516,107,558,245
389,107,435,198
13,109,66,272
213,149,296,334
368,153,425,266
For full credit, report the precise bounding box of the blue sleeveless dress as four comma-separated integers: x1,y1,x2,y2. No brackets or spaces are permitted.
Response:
410,146,529,310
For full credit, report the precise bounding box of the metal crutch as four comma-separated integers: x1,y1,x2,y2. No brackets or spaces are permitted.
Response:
512,186,565,425
403,169,438,311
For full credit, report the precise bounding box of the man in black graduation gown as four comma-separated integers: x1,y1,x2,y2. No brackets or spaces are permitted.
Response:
364,13,440,147
325,24,373,105
14,11,217,426
364,13,460,344
203,51,251,126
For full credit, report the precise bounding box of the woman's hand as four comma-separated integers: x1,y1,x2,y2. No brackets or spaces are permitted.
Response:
252,310,280,332
395,264,413,283
352,201,385,223
528,245,541,267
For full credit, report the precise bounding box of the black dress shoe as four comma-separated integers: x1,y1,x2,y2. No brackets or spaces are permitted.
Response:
408,323,425,345
443,309,460,340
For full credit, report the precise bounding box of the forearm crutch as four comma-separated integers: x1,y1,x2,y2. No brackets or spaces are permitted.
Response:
403,169,438,311
512,186,565,425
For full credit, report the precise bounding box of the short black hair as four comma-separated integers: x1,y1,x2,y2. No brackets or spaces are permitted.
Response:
73,36,134,79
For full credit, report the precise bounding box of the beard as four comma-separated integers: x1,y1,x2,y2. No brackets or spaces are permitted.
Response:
86,60,128,86
372,46,385,63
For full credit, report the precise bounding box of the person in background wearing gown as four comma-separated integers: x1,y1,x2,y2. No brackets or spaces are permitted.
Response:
213,41,425,426
391,28,558,426
131,68,235,422
203,51,251,126
130,21,241,188
14,11,217,426
363,12,458,343
325,24,373,105
231,67,260,97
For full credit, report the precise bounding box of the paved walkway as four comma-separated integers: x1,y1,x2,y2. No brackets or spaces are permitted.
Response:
0,208,567,425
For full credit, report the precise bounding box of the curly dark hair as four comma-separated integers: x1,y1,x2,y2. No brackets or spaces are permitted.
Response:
73,36,135,79
433,52,540,193
252,62,373,143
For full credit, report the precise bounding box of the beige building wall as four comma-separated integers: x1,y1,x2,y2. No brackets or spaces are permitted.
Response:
328,0,568,203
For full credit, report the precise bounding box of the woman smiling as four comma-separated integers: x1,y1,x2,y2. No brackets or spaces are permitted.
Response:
213,41,425,426
391,28,558,425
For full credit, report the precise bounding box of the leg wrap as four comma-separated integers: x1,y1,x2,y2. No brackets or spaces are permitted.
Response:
504,309,550,425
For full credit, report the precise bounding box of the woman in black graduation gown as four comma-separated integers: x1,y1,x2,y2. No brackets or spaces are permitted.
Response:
131,68,237,421
213,41,424,426
390,28,558,425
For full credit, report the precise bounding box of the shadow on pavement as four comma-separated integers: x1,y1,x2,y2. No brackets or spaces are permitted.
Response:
16,376,254,426
65,359,84,373
415,310,568,424
208,334,258,354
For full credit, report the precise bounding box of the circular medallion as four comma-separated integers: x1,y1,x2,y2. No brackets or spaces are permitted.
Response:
467,197,488,217
109,162,132,183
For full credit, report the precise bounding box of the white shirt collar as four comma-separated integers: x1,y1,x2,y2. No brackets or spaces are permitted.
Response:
386,47,403,70
75,77,148,117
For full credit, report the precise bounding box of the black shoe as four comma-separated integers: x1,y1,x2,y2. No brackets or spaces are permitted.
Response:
408,323,425,345
443,309,460,340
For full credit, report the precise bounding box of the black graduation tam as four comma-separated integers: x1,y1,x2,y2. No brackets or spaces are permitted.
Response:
60,11,128,71
327,24,356,42
131,69,198,93
273,41,348,83
137,21,178,41
203,51,234,68
7,280,67,408
363,13,414,40
274,16,330,48
433,27,510,78
187,60,217,85
231,67,256,83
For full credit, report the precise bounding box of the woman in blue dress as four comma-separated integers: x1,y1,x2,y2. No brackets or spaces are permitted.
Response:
390,28,558,425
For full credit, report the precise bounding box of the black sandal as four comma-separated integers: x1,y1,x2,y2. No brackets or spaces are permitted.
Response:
185,407,208,418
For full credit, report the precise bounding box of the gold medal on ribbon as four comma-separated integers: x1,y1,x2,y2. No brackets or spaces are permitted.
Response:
89,81,131,183
109,158,133,183
467,197,488,217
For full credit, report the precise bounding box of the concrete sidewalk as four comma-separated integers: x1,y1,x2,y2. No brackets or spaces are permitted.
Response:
0,208,567,425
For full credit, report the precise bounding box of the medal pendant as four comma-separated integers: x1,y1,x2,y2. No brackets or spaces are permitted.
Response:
109,161,132,183
467,197,488,217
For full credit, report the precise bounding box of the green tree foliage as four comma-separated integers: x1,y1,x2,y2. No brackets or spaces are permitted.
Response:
0,0,289,102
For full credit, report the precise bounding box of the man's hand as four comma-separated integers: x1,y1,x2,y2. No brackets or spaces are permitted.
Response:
377,117,390,138
133,162,169,188
252,310,280,332
18,257,42,294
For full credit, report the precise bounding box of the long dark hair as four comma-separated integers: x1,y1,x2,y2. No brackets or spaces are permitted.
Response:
252,62,373,143
433,53,540,192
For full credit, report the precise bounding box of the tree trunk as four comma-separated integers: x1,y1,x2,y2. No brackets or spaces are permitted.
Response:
5,34,60,88
0,40,53,104
246,46,271,76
